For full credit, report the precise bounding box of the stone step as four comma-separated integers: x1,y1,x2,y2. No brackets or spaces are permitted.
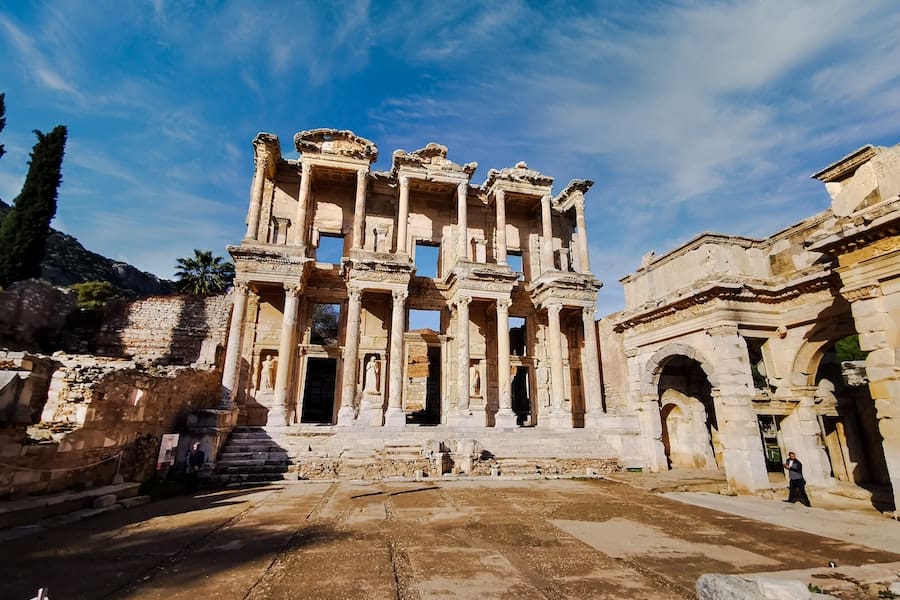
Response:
222,465,290,475
218,451,290,461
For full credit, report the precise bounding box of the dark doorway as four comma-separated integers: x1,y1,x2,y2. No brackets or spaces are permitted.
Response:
512,366,531,426
301,357,337,423
423,347,441,424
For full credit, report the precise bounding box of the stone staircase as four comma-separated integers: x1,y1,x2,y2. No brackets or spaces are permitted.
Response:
211,427,293,485
210,425,624,484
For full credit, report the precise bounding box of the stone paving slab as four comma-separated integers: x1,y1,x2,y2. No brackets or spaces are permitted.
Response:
663,491,900,554
2,479,898,600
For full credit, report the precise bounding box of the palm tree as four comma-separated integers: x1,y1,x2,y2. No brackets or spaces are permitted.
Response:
174,249,235,295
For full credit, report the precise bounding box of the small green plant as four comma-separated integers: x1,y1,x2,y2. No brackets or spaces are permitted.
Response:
70,280,117,309
808,583,822,593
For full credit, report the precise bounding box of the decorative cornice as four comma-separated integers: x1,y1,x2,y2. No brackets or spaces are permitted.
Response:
811,144,877,183
613,270,835,332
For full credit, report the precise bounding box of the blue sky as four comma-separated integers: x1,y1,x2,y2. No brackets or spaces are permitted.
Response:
1,1,900,315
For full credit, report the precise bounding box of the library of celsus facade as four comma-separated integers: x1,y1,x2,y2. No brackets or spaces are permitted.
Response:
217,128,628,473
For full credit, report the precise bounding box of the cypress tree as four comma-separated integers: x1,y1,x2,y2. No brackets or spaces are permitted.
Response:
0,93,6,162
0,125,67,287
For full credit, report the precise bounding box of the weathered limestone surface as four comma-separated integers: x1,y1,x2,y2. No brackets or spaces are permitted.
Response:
0,353,219,497
0,279,76,351
609,143,900,500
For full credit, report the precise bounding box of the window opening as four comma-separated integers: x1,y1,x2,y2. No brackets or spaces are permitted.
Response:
317,233,345,264
409,309,441,332
415,242,440,279
510,316,527,356
310,303,340,345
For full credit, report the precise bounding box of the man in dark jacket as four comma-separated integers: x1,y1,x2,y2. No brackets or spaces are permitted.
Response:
186,442,205,492
784,451,811,506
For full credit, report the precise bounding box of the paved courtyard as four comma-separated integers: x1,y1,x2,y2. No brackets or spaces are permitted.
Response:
2,479,898,599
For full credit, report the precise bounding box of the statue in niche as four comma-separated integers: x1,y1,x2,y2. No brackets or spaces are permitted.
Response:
260,354,276,390
470,364,481,397
364,356,379,394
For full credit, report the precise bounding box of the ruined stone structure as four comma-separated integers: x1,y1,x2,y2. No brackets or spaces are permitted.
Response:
212,128,633,479
607,144,900,507
224,129,606,431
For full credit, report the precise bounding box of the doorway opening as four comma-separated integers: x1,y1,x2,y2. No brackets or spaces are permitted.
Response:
301,357,337,423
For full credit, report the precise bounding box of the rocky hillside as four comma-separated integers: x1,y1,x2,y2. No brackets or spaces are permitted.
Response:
0,199,174,296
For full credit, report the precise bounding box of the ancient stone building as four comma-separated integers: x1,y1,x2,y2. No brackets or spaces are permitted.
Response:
605,144,900,508
222,129,610,442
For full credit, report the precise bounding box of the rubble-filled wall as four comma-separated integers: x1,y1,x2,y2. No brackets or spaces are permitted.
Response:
0,280,76,351
1,354,220,497
94,294,230,365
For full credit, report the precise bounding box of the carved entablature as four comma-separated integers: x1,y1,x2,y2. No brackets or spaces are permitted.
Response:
530,273,601,308
482,161,554,197
345,258,412,289
449,261,520,286
553,179,594,212
228,244,312,282
613,271,834,332
391,143,478,181
252,132,282,177
811,144,877,183
293,128,378,162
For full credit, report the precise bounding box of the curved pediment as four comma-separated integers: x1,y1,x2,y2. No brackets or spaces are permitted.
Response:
293,128,378,162
391,142,478,178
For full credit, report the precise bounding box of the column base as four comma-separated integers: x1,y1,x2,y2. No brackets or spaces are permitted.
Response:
336,405,357,427
583,412,607,429
446,409,484,427
266,404,288,428
384,408,407,428
542,410,573,429
356,404,384,427
494,410,518,429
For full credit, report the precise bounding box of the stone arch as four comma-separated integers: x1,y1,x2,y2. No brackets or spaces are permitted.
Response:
642,343,718,397
659,388,718,470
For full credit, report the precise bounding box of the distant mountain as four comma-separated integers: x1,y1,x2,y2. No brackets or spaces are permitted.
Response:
0,199,174,296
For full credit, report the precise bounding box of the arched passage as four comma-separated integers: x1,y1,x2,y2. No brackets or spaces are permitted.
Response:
650,348,721,470
814,336,891,492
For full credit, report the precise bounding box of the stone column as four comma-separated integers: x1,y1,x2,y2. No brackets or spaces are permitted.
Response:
845,283,900,510
581,306,604,426
396,176,410,254
495,189,507,265
457,182,468,261
337,289,362,426
456,295,472,414
706,325,770,492
540,194,554,273
495,298,516,427
245,158,266,241
294,162,312,246
574,196,591,273
385,289,408,427
272,285,300,426
545,303,570,428
219,283,249,408
351,168,368,250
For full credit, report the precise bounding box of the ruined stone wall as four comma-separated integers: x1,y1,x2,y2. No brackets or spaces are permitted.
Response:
0,280,76,352
94,294,230,365
0,354,220,497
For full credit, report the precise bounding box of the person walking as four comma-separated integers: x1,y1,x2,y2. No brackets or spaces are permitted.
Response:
783,451,811,506
186,442,205,493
